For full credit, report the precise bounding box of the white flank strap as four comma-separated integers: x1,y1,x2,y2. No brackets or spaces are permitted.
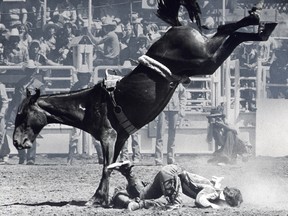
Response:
138,55,173,79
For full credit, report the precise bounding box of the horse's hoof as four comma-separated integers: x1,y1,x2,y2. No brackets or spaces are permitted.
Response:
85,199,102,207
85,197,109,207
258,22,278,41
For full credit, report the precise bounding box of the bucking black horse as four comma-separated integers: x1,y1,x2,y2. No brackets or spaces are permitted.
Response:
12,0,277,207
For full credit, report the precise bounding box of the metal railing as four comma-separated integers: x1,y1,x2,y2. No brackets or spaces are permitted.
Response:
0,65,76,94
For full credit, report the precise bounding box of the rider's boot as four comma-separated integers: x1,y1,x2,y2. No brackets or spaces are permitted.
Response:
108,160,144,198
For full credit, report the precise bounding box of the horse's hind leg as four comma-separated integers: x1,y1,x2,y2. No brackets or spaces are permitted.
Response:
212,23,277,67
206,13,261,55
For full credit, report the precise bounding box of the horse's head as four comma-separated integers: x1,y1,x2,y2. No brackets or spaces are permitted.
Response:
13,89,46,150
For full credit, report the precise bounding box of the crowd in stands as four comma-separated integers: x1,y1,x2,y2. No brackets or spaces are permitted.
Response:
0,0,171,70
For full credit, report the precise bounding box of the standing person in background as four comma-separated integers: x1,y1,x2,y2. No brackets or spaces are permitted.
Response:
0,81,9,164
234,42,258,111
53,0,77,25
87,17,120,66
41,23,60,61
120,133,141,164
5,60,44,165
55,22,75,65
155,83,187,165
17,24,32,51
146,23,161,47
67,66,103,165
4,28,29,66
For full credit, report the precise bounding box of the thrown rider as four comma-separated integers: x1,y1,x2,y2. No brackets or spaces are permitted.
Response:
109,161,243,211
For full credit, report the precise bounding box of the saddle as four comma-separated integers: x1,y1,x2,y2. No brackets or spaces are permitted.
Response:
103,69,123,90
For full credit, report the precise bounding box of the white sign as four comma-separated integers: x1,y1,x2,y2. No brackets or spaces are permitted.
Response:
142,0,157,9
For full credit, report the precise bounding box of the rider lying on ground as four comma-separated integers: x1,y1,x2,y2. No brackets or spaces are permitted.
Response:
109,161,243,211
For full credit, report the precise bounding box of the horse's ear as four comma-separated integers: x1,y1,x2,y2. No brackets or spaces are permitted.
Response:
30,88,41,104
26,88,32,97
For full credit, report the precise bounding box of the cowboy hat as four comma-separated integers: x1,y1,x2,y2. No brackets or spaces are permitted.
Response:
206,108,225,118
8,28,20,37
101,17,117,27
43,22,60,32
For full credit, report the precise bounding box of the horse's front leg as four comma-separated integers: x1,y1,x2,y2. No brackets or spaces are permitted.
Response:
86,127,117,207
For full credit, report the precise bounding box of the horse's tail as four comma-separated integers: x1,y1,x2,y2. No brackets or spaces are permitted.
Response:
156,0,182,26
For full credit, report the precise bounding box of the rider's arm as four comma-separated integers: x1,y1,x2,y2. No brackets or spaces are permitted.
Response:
195,187,221,209
87,29,104,45
215,121,238,134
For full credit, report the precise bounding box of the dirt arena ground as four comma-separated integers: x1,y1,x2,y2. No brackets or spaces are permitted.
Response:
1,154,288,216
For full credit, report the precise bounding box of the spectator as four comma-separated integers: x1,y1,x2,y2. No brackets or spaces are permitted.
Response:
120,133,141,164
29,39,60,66
130,12,143,37
235,42,258,111
237,42,258,77
0,1,28,29
3,28,29,66
74,0,90,28
55,22,75,65
17,24,32,50
121,23,134,46
119,23,135,64
146,23,161,46
67,66,103,165
110,162,243,211
206,110,251,165
4,60,44,165
87,17,120,66
0,23,8,46
41,23,60,60
0,81,9,164
155,83,187,165
53,0,77,25
113,17,124,39
0,42,5,65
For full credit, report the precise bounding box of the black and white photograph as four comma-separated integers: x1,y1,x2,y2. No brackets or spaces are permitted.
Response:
0,0,288,215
